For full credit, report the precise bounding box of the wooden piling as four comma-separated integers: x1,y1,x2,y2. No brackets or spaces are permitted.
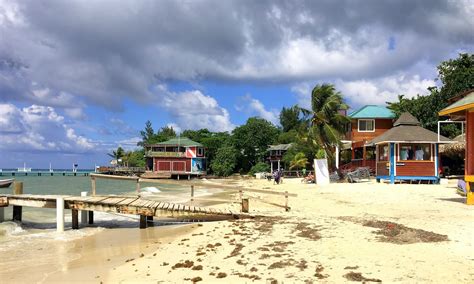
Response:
241,198,249,213
191,185,195,202
91,177,96,196
136,180,140,193
80,192,88,224
139,215,147,229
13,181,23,222
239,189,243,201
56,197,64,232
88,211,94,224
72,209,79,229
147,216,153,222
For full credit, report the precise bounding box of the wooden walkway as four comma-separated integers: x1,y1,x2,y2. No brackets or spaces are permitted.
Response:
0,194,243,229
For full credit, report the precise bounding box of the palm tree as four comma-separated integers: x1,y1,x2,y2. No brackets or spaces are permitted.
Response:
301,84,350,169
108,147,125,165
289,152,308,171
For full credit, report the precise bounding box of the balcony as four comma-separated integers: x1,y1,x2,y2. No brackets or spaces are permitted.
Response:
146,151,185,158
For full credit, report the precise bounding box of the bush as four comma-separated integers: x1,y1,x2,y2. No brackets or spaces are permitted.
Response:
210,146,238,177
248,162,270,176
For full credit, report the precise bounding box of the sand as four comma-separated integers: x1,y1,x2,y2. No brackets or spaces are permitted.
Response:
102,178,474,283
2,178,474,283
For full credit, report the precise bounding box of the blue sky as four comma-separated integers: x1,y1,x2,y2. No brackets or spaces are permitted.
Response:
0,0,473,169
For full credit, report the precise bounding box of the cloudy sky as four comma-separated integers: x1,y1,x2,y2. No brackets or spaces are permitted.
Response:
0,0,473,168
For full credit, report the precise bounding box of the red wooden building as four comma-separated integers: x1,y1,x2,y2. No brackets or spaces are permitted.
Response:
440,89,474,204
144,137,206,178
371,112,451,184
341,105,395,171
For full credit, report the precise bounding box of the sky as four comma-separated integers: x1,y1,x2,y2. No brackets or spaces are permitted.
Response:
0,0,473,169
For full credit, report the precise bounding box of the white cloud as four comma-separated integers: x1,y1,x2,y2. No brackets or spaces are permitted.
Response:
154,85,235,132
0,103,95,153
236,94,279,125
337,75,436,107
291,74,436,110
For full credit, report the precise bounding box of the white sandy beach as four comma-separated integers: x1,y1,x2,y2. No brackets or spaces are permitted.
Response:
2,178,473,283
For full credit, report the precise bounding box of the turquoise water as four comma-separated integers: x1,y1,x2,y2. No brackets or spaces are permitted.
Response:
1,175,184,196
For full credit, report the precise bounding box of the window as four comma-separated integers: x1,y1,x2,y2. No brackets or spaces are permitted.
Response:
358,119,375,132
398,144,431,161
378,144,389,161
197,147,204,156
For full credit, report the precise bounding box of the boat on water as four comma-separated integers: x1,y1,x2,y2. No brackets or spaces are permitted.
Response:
17,163,32,172
0,178,14,188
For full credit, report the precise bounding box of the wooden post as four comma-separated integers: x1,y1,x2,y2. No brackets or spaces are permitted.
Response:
285,191,289,212
190,185,194,202
56,197,64,232
0,207,3,223
139,215,147,229
91,177,96,196
147,216,153,222
239,189,243,201
88,211,94,224
241,198,249,213
136,179,140,193
72,209,79,229
13,181,23,222
80,192,88,224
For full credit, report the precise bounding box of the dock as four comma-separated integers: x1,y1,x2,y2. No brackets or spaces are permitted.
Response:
0,194,243,230
0,171,92,177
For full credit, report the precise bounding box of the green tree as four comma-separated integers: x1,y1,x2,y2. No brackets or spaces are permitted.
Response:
122,149,145,167
137,120,155,147
302,84,350,168
388,53,474,138
231,117,280,172
155,126,176,142
289,152,308,171
248,162,270,176
108,147,125,164
210,146,239,176
280,105,303,132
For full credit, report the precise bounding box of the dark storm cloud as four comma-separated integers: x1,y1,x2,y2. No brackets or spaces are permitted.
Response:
0,0,472,110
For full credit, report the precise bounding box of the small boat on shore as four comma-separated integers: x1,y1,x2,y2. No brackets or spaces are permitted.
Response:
0,178,14,188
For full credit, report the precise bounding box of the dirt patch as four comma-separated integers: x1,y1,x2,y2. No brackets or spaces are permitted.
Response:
344,271,382,282
344,266,360,270
264,241,295,253
216,272,227,278
251,216,287,234
233,272,261,280
314,264,328,279
187,276,202,283
192,265,203,271
225,243,245,258
363,220,449,244
296,259,308,271
172,260,194,269
293,222,321,241
268,259,296,269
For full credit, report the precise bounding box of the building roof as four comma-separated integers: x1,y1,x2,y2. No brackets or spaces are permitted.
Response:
153,137,203,147
349,105,395,119
369,112,451,144
393,112,420,126
439,90,474,116
268,144,292,151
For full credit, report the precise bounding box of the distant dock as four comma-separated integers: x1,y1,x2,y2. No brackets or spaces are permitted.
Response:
0,170,92,177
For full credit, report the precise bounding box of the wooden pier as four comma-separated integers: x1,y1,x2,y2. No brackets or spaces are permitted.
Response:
0,193,243,230
0,171,92,177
